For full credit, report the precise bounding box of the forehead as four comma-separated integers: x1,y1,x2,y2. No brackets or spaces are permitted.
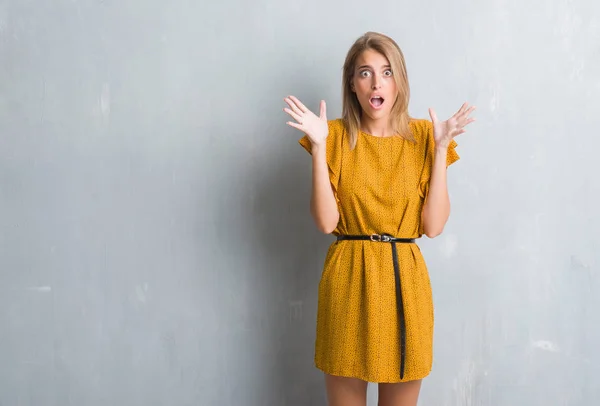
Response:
355,49,390,68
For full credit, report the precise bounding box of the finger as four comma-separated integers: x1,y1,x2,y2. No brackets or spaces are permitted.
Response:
283,107,302,123
461,105,476,119
428,107,438,123
454,102,469,118
286,121,304,131
284,97,304,115
450,129,466,139
459,117,476,128
289,95,309,113
319,100,327,120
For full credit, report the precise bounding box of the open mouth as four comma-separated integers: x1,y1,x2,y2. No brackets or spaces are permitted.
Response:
369,96,384,109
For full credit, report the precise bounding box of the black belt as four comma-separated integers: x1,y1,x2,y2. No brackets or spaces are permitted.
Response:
336,233,416,380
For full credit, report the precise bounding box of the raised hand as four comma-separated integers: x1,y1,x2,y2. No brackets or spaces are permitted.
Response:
284,96,329,146
428,103,476,149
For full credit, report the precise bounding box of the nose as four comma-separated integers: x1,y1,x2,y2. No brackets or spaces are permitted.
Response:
371,74,382,89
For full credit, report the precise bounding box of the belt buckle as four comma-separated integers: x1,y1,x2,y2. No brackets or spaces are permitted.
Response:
370,233,391,242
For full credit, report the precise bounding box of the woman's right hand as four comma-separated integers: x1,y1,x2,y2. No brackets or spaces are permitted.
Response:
284,96,329,147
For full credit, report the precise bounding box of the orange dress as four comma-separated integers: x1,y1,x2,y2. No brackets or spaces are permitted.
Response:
299,118,459,383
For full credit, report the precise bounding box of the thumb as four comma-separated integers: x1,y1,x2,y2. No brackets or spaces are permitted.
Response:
428,107,437,123
320,100,327,120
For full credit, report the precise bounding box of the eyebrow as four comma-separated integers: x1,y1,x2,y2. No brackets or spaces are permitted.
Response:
356,64,391,70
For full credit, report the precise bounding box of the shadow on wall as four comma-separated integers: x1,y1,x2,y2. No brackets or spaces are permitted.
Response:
242,132,330,406
210,98,333,404
205,58,338,403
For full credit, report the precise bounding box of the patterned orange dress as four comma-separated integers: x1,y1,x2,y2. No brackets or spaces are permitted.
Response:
298,118,459,383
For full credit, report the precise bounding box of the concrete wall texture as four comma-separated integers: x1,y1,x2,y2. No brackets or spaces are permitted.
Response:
1,0,599,405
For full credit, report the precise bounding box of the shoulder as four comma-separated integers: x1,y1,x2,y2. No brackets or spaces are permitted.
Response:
327,118,346,136
409,118,433,138
409,118,434,147
325,118,348,148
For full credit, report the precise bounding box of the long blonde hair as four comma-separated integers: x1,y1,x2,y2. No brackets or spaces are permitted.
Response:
342,32,414,149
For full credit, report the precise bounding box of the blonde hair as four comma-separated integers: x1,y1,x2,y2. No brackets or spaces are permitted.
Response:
341,31,414,149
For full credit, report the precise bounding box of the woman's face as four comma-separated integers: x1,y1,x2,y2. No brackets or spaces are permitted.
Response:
351,49,398,124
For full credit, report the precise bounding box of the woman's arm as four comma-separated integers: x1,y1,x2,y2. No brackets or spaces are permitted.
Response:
423,102,476,238
421,146,450,238
310,144,339,234
284,95,339,234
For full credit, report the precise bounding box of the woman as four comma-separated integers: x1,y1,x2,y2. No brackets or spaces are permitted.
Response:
283,31,475,406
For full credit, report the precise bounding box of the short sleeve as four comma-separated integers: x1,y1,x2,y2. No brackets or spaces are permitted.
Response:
417,120,460,199
298,119,344,204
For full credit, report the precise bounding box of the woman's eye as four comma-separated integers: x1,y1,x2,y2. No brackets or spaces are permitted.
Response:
360,71,371,78
384,69,393,76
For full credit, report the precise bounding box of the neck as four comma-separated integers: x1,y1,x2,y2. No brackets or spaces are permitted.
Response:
360,115,392,137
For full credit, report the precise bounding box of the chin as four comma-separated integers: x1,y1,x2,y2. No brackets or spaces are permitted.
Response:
363,109,391,121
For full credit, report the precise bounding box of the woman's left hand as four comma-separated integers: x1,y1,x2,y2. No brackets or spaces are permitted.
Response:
428,103,476,149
